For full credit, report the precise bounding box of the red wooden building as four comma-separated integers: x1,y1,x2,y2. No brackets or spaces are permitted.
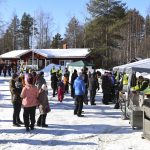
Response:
0,48,91,70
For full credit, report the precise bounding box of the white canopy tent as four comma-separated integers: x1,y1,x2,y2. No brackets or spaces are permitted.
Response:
113,58,150,96
113,59,150,121
113,58,150,73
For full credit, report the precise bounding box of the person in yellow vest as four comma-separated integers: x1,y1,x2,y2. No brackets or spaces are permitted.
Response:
114,71,120,82
122,72,128,92
57,66,62,80
132,76,149,92
142,82,150,100
50,66,56,76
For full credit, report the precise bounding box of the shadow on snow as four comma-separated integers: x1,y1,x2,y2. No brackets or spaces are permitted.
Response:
0,123,135,135
0,139,96,146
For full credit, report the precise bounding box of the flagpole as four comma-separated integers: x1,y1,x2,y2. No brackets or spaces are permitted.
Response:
32,14,35,67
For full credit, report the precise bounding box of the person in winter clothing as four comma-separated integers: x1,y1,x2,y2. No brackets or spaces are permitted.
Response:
9,73,23,127
0,64,3,76
102,72,113,105
88,72,99,105
32,71,37,85
51,72,58,97
50,66,56,76
82,67,89,104
21,73,39,131
7,64,11,76
24,70,29,85
57,79,65,102
64,67,70,93
19,73,25,87
132,76,149,92
73,72,85,117
71,69,78,98
109,72,116,103
35,71,46,90
3,65,7,77
37,84,50,127
57,66,63,80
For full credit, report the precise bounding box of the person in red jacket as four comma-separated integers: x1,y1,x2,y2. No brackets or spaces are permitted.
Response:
57,78,65,102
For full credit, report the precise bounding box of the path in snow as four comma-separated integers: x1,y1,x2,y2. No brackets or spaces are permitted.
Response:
0,76,150,150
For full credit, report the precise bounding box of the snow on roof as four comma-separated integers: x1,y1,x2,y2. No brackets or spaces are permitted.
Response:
0,48,90,59
33,48,90,58
0,50,30,59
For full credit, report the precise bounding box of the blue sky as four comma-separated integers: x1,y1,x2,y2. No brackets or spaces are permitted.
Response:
0,0,150,36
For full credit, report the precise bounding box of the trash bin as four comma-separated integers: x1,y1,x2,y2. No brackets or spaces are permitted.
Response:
129,105,143,129
142,99,150,140
129,92,143,129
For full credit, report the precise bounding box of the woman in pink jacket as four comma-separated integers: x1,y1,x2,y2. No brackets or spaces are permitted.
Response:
21,73,39,131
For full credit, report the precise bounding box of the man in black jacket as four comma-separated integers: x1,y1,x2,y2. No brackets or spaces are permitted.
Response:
89,72,99,105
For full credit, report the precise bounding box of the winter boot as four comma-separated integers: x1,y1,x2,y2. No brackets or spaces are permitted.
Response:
37,115,42,126
41,114,48,127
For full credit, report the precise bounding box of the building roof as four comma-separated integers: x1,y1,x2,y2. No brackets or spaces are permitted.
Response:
0,50,30,59
0,48,90,59
33,48,89,58
113,58,150,73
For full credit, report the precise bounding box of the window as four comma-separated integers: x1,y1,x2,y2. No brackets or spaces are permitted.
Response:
46,60,51,66
59,60,72,66
59,60,64,66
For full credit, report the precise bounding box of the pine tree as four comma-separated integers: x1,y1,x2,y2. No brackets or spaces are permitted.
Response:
20,13,36,49
86,0,126,68
51,33,63,48
1,15,20,52
64,16,84,48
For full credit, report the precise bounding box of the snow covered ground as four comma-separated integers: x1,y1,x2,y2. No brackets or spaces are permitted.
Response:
0,76,150,150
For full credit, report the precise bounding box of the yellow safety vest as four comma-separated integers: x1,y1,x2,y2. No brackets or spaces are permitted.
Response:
51,68,56,74
115,72,119,81
131,85,140,91
143,86,150,95
58,69,62,75
132,80,147,91
123,74,128,85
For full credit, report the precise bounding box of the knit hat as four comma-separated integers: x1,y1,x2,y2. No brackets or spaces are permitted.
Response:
40,71,44,76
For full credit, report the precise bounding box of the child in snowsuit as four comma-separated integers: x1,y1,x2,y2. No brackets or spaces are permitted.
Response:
57,79,65,102
37,84,50,127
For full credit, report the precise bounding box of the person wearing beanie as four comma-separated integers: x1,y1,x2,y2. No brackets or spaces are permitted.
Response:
35,71,46,90
37,84,50,127
73,72,85,117
9,73,23,127
21,73,39,131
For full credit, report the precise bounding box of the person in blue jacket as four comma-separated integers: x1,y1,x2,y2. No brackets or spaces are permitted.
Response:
73,72,85,117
